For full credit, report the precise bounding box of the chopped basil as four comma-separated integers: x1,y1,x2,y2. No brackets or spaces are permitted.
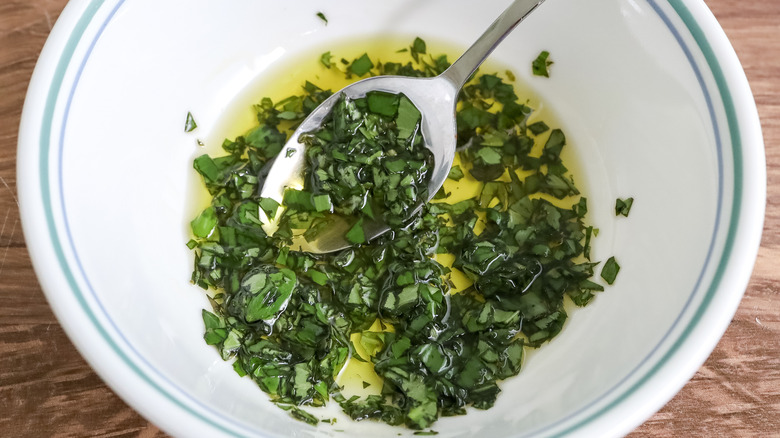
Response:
297,90,430,229
615,197,634,217
528,121,549,135
411,37,427,62
282,189,316,211
396,95,421,139
601,256,620,284
190,206,217,238
320,51,333,68
532,50,553,77
573,197,588,218
188,38,615,432
234,266,296,324
184,111,197,132
476,147,502,165
312,194,332,213
345,218,366,244
316,12,328,25
290,406,320,426
349,53,374,77
366,90,400,116
259,197,280,219
447,165,464,181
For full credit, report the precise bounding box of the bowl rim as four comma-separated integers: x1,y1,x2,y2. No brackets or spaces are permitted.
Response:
16,0,766,437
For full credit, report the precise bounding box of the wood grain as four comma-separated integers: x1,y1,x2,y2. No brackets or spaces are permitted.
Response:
0,1,777,437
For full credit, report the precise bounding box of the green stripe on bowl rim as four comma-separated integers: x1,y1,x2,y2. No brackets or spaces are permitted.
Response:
35,0,250,436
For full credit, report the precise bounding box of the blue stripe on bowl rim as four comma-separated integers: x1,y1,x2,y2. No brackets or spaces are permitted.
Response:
35,0,742,436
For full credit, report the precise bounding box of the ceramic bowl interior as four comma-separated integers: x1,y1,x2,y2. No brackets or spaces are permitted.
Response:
18,0,765,437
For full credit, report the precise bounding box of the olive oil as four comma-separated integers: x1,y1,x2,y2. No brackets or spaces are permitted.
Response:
192,35,586,224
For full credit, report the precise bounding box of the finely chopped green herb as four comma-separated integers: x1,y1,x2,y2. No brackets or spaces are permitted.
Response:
297,90,430,232
189,39,616,430
615,197,634,217
601,256,621,285
184,111,198,132
532,50,553,77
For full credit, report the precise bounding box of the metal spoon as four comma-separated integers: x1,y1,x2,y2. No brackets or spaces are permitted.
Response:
260,0,547,253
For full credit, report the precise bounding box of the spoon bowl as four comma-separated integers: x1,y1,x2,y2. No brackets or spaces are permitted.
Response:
260,0,547,253
259,75,459,252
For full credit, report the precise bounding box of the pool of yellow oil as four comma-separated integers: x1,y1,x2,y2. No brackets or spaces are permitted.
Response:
190,35,587,214
189,36,589,397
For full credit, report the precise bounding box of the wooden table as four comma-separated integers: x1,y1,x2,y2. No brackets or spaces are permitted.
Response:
1,1,777,436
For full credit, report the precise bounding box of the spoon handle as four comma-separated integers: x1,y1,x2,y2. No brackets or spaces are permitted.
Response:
441,0,546,89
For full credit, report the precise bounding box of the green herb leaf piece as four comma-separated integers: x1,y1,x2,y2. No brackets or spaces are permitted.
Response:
290,406,320,426
191,206,217,238
345,218,366,244
309,270,329,285
240,266,297,323
259,197,280,220
202,309,221,330
367,91,400,117
447,165,464,181
202,309,226,345
184,111,197,132
193,154,219,184
527,121,549,135
350,53,374,76
316,12,328,24
532,50,553,77
396,95,421,139
411,37,427,62
283,189,316,211
320,51,332,68
601,256,621,284
476,147,502,165
542,129,566,163
313,194,333,212
573,197,588,218
232,360,247,377
615,197,634,217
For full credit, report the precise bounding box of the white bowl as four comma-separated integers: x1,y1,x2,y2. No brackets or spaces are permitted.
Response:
17,0,765,437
